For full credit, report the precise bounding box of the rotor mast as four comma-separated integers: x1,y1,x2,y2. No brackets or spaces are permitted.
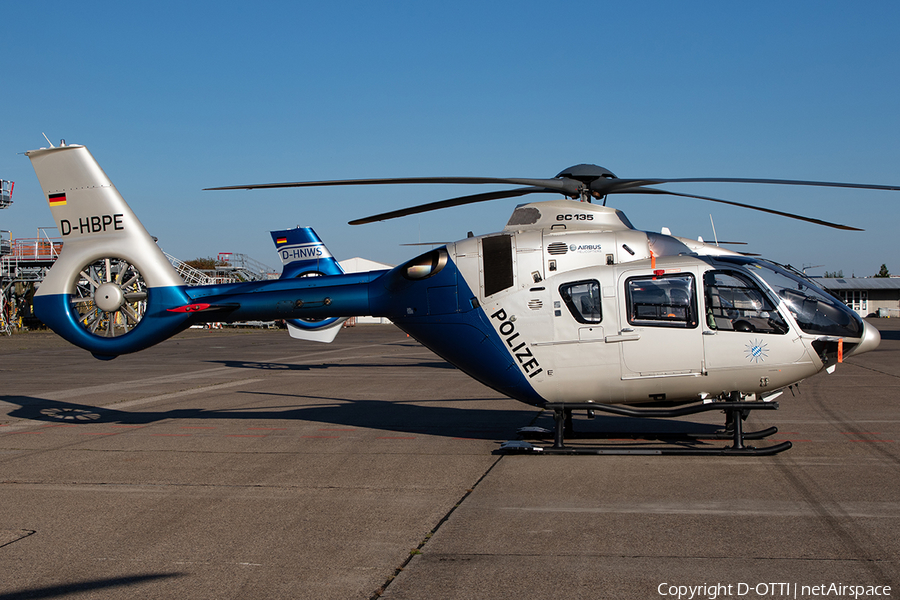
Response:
553,164,617,205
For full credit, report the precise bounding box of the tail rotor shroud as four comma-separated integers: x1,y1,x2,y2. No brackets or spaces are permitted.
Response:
70,257,148,338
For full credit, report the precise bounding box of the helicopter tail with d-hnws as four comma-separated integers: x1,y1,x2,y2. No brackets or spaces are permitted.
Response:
269,226,349,343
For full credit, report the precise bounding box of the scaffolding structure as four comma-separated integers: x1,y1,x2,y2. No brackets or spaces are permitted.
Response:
216,253,279,282
0,180,12,209
0,181,14,334
163,252,226,286
1,228,62,334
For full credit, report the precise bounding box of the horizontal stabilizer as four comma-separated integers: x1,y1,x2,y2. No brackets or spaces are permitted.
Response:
287,321,344,343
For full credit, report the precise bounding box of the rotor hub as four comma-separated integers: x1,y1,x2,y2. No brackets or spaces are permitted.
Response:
555,164,618,202
555,164,617,184
94,282,125,312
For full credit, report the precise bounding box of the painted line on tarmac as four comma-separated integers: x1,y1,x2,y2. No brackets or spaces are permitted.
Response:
500,500,900,518
108,378,264,411
22,341,410,404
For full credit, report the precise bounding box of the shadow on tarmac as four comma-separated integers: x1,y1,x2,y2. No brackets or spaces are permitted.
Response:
206,359,458,371
1,393,730,443
0,393,535,440
0,573,184,600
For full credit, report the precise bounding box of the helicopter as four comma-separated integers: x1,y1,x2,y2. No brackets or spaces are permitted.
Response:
24,143,892,455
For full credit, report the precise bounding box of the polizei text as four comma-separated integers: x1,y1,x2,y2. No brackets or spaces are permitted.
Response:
490,308,543,379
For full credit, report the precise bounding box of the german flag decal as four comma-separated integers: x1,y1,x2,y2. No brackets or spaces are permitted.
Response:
276,237,288,245
49,193,67,206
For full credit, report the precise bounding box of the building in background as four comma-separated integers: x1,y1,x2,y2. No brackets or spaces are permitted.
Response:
821,278,900,318
339,257,393,324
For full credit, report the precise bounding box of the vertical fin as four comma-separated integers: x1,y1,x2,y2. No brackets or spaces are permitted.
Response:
272,227,344,278
26,145,184,296
25,144,191,357
271,227,347,342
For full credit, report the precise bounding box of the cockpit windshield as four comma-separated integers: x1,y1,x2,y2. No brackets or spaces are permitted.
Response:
714,257,864,339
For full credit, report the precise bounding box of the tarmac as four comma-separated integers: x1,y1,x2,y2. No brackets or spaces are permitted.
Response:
0,320,898,599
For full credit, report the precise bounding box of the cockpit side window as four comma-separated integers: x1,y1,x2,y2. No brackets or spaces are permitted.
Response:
704,270,788,334
708,257,864,338
626,274,697,328
559,280,602,324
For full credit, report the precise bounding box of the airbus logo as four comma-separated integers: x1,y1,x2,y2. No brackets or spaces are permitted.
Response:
569,244,603,252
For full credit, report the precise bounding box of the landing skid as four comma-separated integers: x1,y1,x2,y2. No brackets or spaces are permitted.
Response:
500,401,792,456
519,425,780,442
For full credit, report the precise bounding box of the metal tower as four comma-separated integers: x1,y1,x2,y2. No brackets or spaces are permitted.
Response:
0,180,13,333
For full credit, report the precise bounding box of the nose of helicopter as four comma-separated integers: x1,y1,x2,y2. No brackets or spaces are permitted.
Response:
848,319,881,357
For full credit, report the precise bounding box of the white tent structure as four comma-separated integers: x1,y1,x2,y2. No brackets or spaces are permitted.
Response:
339,257,393,324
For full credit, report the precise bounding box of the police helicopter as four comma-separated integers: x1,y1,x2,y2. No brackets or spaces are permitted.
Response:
24,143,893,455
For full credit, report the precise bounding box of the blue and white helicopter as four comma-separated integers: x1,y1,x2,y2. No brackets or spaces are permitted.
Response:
25,143,892,455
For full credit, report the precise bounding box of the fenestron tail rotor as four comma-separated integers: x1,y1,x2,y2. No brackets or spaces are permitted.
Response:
207,163,900,230
71,258,148,338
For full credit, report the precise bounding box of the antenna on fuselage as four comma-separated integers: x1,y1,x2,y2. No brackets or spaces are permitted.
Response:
41,133,55,148
709,214,719,246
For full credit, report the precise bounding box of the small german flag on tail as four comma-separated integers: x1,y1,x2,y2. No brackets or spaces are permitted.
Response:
48,193,67,207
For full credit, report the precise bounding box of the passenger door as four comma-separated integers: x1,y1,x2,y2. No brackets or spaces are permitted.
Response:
617,268,704,378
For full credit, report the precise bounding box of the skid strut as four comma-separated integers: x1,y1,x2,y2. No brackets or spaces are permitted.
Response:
502,400,791,456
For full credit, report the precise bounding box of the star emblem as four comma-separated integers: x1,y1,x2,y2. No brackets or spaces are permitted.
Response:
745,339,769,363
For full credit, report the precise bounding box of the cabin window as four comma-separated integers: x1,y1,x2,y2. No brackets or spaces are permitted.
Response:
704,271,788,334
559,280,602,324
482,235,514,296
626,274,698,328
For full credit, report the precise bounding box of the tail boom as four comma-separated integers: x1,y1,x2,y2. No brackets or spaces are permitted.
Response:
26,142,390,358
182,271,385,323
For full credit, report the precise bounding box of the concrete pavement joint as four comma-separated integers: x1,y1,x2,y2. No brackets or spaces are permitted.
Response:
0,529,35,549
369,455,505,599
369,407,548,597
808,390,900,467
0,480,465,493
842,362,900,379
770,455,897,585
400,552,896,563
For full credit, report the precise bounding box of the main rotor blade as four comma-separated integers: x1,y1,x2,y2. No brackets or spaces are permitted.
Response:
621,186,862,231
206,176,581,196
348,186,555,225
595,176,900,195
205,168,896,229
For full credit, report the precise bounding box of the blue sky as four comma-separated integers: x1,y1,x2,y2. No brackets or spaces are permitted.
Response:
2,1,898,277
